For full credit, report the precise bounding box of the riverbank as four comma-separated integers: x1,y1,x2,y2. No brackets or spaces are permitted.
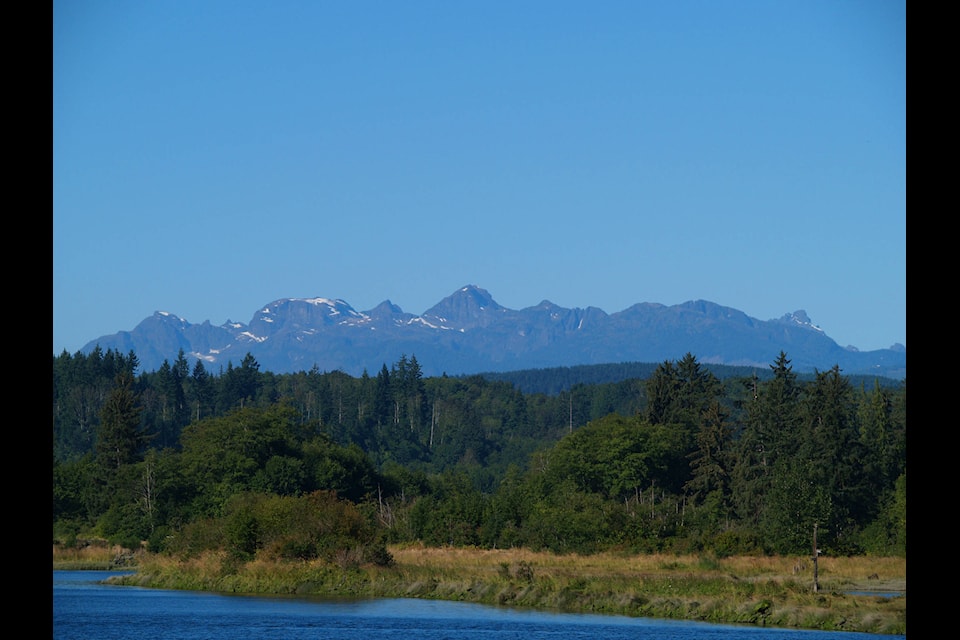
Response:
76,544,905,635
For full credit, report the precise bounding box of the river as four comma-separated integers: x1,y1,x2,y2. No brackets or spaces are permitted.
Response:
53,570,905,639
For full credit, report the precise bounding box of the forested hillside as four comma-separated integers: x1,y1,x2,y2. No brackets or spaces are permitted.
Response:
53,347,906,562
478,361,903,395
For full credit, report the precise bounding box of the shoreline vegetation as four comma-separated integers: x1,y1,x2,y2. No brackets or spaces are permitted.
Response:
54,543,906,635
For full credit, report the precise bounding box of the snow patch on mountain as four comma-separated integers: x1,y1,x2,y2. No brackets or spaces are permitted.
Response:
778,310,824,333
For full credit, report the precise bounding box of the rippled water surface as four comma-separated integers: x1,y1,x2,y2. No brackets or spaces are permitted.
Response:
53,571,904,640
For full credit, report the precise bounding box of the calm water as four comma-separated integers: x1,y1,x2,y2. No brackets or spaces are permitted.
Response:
53,570,904,640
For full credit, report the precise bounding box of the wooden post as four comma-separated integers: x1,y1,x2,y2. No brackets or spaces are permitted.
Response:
812,523,820,593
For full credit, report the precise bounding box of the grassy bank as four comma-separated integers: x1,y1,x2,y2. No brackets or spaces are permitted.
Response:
77,544,905,635
52,541,141,571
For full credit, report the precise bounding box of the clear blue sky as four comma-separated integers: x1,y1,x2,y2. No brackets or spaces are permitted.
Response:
53,0,905,357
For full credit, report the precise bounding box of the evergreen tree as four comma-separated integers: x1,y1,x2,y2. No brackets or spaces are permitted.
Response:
53,351,98,461
96,370,145,471
235,353,262,405
645,354,719,437
124,349,140,376
53,345,907,555
216,353,262,411
685,400,734,508
645,360,679,425
154,359,184,448
888,380,907,483
374,364,392,428
402,354,429,437
675,352,723,426
761,352,803,461
188,359,214,422
730,352,802,527
858,380,896,495
801,365,867,550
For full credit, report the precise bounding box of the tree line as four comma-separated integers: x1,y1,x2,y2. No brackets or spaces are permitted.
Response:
53,347,906,562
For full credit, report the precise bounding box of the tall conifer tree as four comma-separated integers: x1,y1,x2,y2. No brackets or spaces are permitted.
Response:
96,370,145,471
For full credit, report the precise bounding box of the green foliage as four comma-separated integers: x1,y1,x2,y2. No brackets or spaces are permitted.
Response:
478,464,529,548
523,482,613,553
53,454,95,525
544,414,690,499
685,401,734,510
409,470,485,546
146,525,174,553
96,370,145,471
96,500,149,550
53,347,139,462
857,471,906,556
759,458,833,555
53,351,905,559
170,490,393,566
217,353,263,411
178,405,302,515
224,497,261,560
251,455,305,496
707,527,761,558
303,438,381,501
164,516,225,557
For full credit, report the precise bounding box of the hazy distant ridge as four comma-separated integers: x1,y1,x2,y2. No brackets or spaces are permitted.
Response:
79,285,906,379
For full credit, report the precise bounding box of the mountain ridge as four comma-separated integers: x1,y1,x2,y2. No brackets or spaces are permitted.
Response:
76,284,906,379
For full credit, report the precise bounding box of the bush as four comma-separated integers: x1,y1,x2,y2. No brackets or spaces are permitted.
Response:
53,519,83,547
709,528,761,557
146,526,172,553
224,507,260,560
163,517,225,557
270,537,317,561
97,502,149,548
363,540,395,567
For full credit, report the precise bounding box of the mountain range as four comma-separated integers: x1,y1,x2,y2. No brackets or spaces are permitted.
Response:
78,284,906,379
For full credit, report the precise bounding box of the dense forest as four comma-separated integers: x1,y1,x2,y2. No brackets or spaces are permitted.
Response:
53,347,906,565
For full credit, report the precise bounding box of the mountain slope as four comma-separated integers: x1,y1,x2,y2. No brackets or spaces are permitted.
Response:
77,284,906,379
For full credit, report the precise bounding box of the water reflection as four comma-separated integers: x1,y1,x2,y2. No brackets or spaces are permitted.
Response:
54,571,905,640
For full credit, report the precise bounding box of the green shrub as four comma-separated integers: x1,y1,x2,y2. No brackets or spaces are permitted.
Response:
710,528,760,557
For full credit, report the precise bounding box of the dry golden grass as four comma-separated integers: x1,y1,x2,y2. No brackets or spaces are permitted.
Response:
97,544,906,634
388,543,905,591
53,540,146,570
55,541,906,595
53,542,122,564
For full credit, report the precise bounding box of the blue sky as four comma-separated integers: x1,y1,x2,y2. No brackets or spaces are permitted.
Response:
53,1,905,358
